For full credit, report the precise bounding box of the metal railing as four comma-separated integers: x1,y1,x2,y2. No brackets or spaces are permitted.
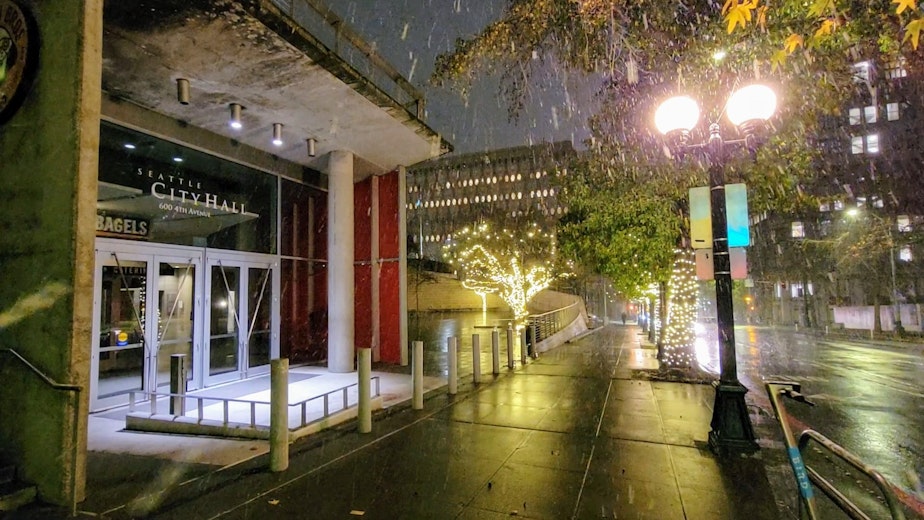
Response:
766,381,906,520
0,348,81,517
267,0,425,119
129,376,381,432
527,302,582,344
799,429,906,520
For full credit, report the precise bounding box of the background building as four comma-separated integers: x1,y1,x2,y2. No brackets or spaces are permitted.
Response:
748,54,924,330
407,141,575,261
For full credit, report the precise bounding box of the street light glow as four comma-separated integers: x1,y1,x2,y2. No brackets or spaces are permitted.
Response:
654,96,700,134
726,84,777,126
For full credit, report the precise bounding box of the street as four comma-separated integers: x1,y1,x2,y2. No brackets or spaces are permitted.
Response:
699,325,924,517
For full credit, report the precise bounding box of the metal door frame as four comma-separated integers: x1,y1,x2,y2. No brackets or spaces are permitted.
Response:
91,239,206,411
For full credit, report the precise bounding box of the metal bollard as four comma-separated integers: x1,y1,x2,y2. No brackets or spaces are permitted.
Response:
491,329,500,375
520,328,528,366
506,323,515,368
358,348,372,433
270,358,289,472
472,333,481,384
448,336,458,395
412,341,424,409
169,354,187,415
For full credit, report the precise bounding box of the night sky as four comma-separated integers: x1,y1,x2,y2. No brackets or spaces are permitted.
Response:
328,1,598,155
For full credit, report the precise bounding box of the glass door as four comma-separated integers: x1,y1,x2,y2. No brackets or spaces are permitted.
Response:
153,256,200,391
207,261,242,383
92,252,150,410
247,267,272,372
205,255,277,385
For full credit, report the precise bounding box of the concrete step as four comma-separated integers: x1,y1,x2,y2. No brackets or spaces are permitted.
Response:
0,466,37,512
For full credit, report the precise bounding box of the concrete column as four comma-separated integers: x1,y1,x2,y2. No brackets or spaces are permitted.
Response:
448,336,458,395
0,0,102,507
472,334,481,384
327,151,355,373
520,328,528,365
412,340,424,409
371,175,380,362
506,323,515,368
269,359,289,472
398,166,409,368
357,348,372,433
491,330,500,375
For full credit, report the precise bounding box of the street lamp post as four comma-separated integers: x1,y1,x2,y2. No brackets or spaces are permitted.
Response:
656,84,777,453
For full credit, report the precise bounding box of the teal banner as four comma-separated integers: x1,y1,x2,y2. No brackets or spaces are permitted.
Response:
726,183,750,247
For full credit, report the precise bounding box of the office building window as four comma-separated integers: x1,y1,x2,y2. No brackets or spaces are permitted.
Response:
897,215,912,232
851,136,864,154
900,246,913,262
848,107,862,125
887,102,900,121
791,221,805,238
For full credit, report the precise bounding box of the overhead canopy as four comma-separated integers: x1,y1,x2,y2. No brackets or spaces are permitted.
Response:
102,0,451,180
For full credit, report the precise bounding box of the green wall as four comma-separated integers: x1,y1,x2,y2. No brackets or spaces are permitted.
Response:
0,0,101,505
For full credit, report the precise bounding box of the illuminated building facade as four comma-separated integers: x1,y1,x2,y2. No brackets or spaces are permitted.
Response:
407,141,576,260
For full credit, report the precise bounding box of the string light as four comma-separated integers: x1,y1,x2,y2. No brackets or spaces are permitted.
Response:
661,248,696,368
443,222,560,327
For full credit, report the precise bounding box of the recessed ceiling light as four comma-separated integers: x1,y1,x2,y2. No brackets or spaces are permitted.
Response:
272,123,283,146
124,143,136,150
229,103,243,130
173,157,184,163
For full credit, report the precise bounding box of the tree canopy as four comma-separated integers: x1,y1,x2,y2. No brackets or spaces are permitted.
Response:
431,0,923,296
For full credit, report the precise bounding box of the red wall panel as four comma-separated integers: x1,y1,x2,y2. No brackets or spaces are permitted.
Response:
377,171,401,362
379,262,401,362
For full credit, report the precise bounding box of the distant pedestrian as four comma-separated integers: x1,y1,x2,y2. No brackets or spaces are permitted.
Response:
621,312,627,325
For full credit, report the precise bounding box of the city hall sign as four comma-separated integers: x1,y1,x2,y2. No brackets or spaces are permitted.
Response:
0,0,38,124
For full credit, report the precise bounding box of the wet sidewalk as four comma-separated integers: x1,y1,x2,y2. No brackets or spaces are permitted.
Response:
16,325,781,519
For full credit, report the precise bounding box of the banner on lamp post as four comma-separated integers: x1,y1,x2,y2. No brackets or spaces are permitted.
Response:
695,248,748,281
690,186,712,249
726,183,750,247
689,184,750,249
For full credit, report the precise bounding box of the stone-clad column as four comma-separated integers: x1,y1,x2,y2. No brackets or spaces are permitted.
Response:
327,151,355,373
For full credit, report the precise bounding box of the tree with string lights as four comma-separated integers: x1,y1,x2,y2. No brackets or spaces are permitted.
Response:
661,249,696,369
443,222,563,326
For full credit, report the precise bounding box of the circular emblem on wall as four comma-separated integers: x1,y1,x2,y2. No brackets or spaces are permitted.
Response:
0,0,38,124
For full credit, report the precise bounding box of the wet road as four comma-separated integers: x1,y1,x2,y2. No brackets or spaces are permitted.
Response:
697,326,924,516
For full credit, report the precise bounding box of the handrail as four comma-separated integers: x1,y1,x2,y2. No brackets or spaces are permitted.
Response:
799,429,906,520
129,376,381,431
766,381,907,520
526,301,583,345
529,301,579,320
0,348,81,391
0,348,81,517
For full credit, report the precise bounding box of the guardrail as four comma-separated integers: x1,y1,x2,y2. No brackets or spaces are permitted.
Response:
128,376,381,431
268,0,425,119
0,348,81,517
527,302,582,343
